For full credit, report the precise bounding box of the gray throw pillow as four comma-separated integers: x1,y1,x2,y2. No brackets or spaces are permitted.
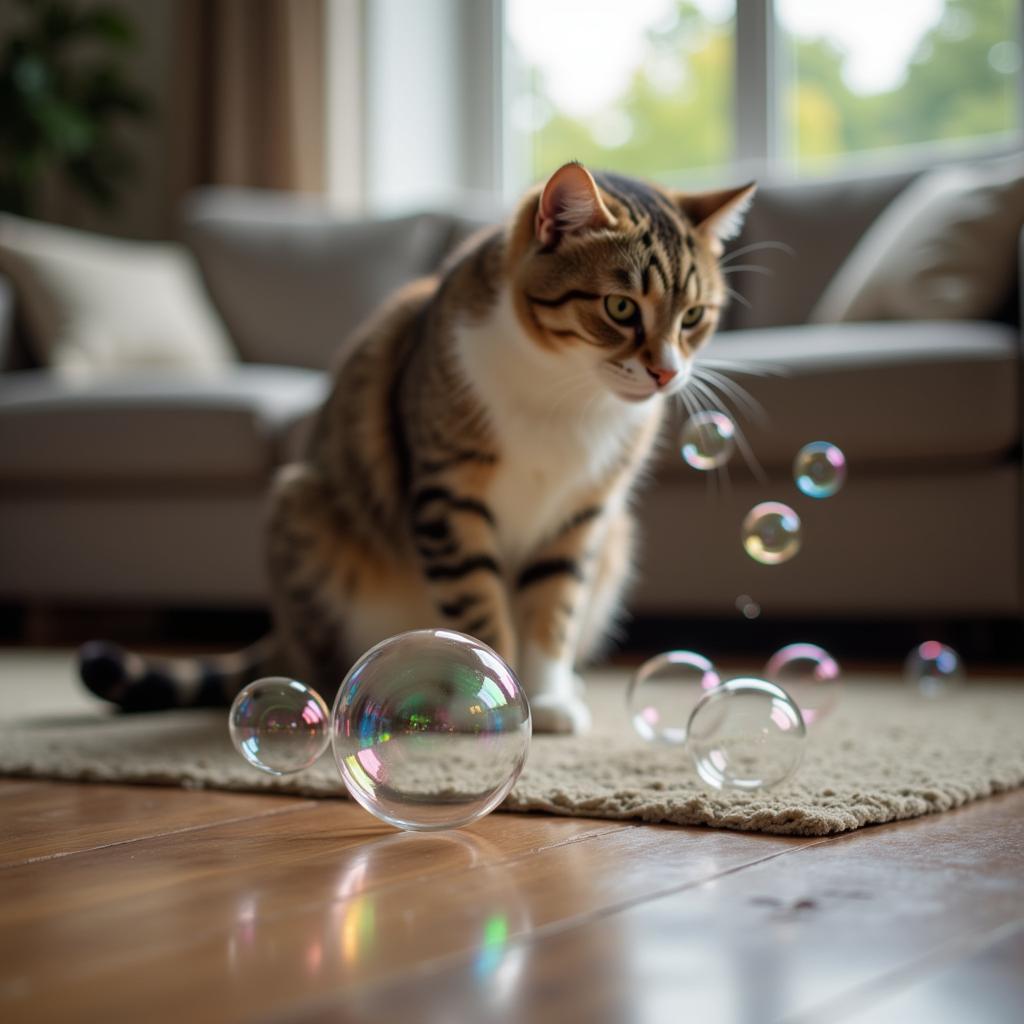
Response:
810,154,1024,323
182,188,459,370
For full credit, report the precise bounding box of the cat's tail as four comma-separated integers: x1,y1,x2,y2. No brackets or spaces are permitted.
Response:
78,635,280,712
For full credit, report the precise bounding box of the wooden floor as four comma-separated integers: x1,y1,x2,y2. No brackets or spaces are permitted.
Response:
0,780,1021,1024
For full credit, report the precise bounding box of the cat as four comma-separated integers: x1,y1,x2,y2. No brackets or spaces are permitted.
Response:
79,161,754,733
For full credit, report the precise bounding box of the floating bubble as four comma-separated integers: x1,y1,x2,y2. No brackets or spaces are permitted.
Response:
764,643,841,726
331,629,532,831
680,411,736,470
735,594,761,620
628,650,721,743
741,501,802,565
904,641,965,697
229,677,330,776
687,677,806,791
794,441,846,499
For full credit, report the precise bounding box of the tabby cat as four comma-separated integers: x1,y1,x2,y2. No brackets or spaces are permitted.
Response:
80,162,754,733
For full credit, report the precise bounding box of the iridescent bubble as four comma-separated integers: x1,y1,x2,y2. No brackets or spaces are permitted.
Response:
764,643,841,726
331,629,532,831
687,677,806,791
904,641,966,697
229,677,330,776
680,411,736,470
794,441,846,499
735,594,761,620
741,501,802,565
627,650,721,743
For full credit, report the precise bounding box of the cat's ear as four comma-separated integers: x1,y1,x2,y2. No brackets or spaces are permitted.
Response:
535,162,617,247
676,183,756,249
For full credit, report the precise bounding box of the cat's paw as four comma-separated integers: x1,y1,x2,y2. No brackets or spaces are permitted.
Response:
529,692,592,735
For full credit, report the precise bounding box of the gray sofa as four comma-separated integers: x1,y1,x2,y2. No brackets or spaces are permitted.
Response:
0,169,1020,622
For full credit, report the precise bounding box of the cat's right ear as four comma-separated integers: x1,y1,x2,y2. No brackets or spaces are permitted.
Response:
535,162,616,247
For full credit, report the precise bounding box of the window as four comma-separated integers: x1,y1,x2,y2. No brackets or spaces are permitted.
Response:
502,0,1022,192
505,0,736,187
778,0,1022,174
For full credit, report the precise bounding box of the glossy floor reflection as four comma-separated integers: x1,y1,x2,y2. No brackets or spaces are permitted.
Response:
1,781,1021,1024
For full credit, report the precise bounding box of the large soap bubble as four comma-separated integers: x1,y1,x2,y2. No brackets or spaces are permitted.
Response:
330,630,532,831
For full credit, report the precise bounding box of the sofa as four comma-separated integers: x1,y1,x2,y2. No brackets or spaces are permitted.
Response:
0,167,1020,623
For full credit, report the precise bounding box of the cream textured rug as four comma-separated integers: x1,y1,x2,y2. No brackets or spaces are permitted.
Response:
2,650,1023,836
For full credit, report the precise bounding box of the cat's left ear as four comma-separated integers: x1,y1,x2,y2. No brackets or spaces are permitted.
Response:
676,183,757,251
535,162,617,247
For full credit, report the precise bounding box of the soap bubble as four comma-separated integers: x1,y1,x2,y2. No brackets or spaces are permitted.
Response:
794,441,846,499
680,411,736,470
905,641,965,697
229,677,330,776
687,678,806,791
330,629,532,831
735,594,761,620
764,643,841,725
742,502,802,565
628,650,721,743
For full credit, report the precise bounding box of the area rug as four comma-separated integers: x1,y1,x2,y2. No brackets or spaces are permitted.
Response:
2,650,1023,836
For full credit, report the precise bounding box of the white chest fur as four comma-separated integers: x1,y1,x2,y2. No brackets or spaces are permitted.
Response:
454,288,657,569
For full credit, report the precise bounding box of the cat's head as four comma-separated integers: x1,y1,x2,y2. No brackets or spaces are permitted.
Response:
508,162,754,403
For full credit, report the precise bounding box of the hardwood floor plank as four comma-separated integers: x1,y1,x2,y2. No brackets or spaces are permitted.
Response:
0,780,316,867
833,921,1024,1024
0,796,812,1023
286,790,1024,1024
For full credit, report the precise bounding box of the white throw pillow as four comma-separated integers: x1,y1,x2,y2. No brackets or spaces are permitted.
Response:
810,154,1024,323
0,215,236,377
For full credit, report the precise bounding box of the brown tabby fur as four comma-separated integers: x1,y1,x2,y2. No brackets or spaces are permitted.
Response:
264,163,754,731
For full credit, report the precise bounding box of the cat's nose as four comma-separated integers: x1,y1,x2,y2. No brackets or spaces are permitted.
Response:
647,366,678,388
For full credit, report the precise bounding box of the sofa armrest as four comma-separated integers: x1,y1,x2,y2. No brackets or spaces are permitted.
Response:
0,272,14,371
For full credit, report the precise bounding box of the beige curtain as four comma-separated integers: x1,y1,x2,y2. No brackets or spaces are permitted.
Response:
169,0,326,203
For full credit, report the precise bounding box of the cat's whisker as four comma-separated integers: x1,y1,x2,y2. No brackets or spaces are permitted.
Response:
693,367,769,427
687,376,767,483
720,240,795,265
722,286,752,310
720,264,774,278
677,386,721,502
698,357,789,379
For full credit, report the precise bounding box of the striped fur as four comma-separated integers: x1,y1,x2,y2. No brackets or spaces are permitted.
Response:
79,163,754,732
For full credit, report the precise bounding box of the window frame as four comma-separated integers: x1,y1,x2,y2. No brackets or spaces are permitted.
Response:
499,0,1024,196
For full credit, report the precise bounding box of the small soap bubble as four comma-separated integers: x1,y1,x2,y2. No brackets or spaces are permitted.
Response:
742,502,802,565
735,594,761,620
680,411,736,470
331,629,531,831
794,441,846,499
904,641,965,697
687,677,806,791
229,677,330,776
764,643,841,726
628,650,721,743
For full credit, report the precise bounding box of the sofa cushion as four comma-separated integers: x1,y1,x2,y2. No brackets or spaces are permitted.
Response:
666,320,1018,477
0,366,327,485
721,169,916,331
183,188,459,369
810,153,1024,323
0,215,237,378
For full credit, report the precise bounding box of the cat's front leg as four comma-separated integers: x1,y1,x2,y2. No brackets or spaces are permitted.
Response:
512,507,611,734
410,481,518,668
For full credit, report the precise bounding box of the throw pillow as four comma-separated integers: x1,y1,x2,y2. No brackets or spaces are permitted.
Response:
0,215,236,376
810,153,1024,323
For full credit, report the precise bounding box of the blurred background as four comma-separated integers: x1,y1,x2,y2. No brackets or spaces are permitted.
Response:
2,0,1019,228
0,0,1022,663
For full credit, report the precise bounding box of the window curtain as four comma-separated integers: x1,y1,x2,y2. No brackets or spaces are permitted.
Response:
169,0,326,202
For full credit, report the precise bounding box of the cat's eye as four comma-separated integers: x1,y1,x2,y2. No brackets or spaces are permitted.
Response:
605,295,638,324
681,305,705,329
